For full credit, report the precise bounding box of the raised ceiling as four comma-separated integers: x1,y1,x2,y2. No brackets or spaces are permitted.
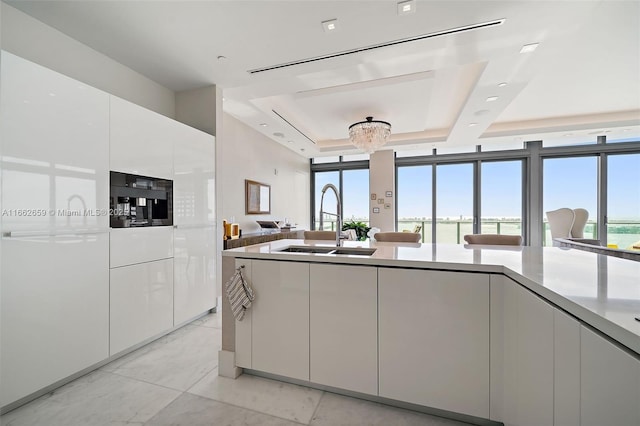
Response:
6,0,640,157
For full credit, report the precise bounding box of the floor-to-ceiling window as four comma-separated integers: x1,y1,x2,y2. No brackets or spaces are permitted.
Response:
481,160,523,236
314,171,339,230
543,156,598,245
342,169,370,225
310,157,369,231
607,153,640,249
436,163,474,244
312,139,639,246
397,165,432,242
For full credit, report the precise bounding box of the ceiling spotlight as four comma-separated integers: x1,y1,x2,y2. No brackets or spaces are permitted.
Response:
259,123,268,127
322,19,338,33
397,0,416,15
469,123,478,127
498,82,508,87
486,96,499,102
520,43,539,53
300,148,306,152
273,132,285,138
217,55,227,61
288,140,294,144
475,109,490,116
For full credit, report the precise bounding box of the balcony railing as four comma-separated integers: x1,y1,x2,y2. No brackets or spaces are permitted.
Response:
314,218,640,247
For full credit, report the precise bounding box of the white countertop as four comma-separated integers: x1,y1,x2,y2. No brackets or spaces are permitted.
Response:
223,239,640,355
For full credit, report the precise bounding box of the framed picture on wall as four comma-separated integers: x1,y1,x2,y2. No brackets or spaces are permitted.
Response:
245,179,271,214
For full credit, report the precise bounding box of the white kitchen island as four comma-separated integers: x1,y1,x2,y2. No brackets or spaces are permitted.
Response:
221,239,640,426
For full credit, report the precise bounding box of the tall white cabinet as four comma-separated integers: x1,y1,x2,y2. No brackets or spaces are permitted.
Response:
0,51,217,410
173,127,216,325
0,51,110,407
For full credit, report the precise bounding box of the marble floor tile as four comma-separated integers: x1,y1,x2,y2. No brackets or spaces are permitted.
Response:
145,393,302,426
0,370,179,426
190,312,221,329
309,392,471,426
110,325,221,391
101,322,200,373
188,371,322,424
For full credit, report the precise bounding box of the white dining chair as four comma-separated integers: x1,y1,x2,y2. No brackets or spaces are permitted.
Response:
571,208,589,238
546,208,575,239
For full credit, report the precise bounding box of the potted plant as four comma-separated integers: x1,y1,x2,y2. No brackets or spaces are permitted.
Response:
342,220,371,241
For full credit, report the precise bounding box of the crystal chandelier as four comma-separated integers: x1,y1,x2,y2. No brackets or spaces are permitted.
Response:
348,116,392,154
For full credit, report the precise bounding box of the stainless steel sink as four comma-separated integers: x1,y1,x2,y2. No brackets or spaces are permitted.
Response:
277,246,337,254
331,247,377,256
277,246,377,256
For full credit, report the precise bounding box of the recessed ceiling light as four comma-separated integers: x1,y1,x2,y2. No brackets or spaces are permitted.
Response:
300,148,306,152
397,0,416,15
288,140,294,144
486,96,499,102
498,82,508,87
520,43,539,53
469,123,478,127
48,93,56,97
260,123,268,127
475,109,490,116
273,132,285,138
217,55,227,61
564,133,573,136
321,19,338,33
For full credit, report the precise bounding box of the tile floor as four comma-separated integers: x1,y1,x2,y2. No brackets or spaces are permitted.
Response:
1,311,470,426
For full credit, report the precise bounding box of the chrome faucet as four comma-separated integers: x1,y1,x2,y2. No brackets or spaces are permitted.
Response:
319,183,342,247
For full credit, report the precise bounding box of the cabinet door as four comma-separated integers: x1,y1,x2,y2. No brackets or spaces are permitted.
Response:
110,258,174,355
251,260,309,381
174,226,216,325
234,259,252,369
110,226,174,268
310,264,377,395
110,96,174,179
379,268,490,418
173,129,215,227
554,310,580,426
1,233,109,407
0,51,109,233
581,326,640,426
497,279,554,426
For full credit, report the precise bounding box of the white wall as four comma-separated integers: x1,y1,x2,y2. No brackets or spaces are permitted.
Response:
0,3,175,118
369,150,396,231
221,113,310,234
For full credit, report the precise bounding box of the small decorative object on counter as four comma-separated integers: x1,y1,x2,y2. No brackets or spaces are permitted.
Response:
225,265,255,321
223,220,240,240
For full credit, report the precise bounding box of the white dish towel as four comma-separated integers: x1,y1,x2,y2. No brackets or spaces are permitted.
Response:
225,266,255,321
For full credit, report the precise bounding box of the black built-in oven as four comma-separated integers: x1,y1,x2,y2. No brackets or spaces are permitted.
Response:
110,171,173,228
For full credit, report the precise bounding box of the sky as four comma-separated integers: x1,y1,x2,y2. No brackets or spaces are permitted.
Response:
315,153,640,221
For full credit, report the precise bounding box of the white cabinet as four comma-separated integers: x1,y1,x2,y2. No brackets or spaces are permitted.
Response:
309,264,377,395
173,226,216,324
110,226,174,268
580,326,640,426
0,234,109,407
0,51,110,233
379,268,490,418
173,128,216,324
0,51,110,407
554,310,580,426
173,129,215,227
110,96,174,179
110,258,174,355
250,260,310,381
493,277,554,426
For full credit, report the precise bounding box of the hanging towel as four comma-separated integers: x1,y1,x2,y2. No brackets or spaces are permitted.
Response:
225,266,255,321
